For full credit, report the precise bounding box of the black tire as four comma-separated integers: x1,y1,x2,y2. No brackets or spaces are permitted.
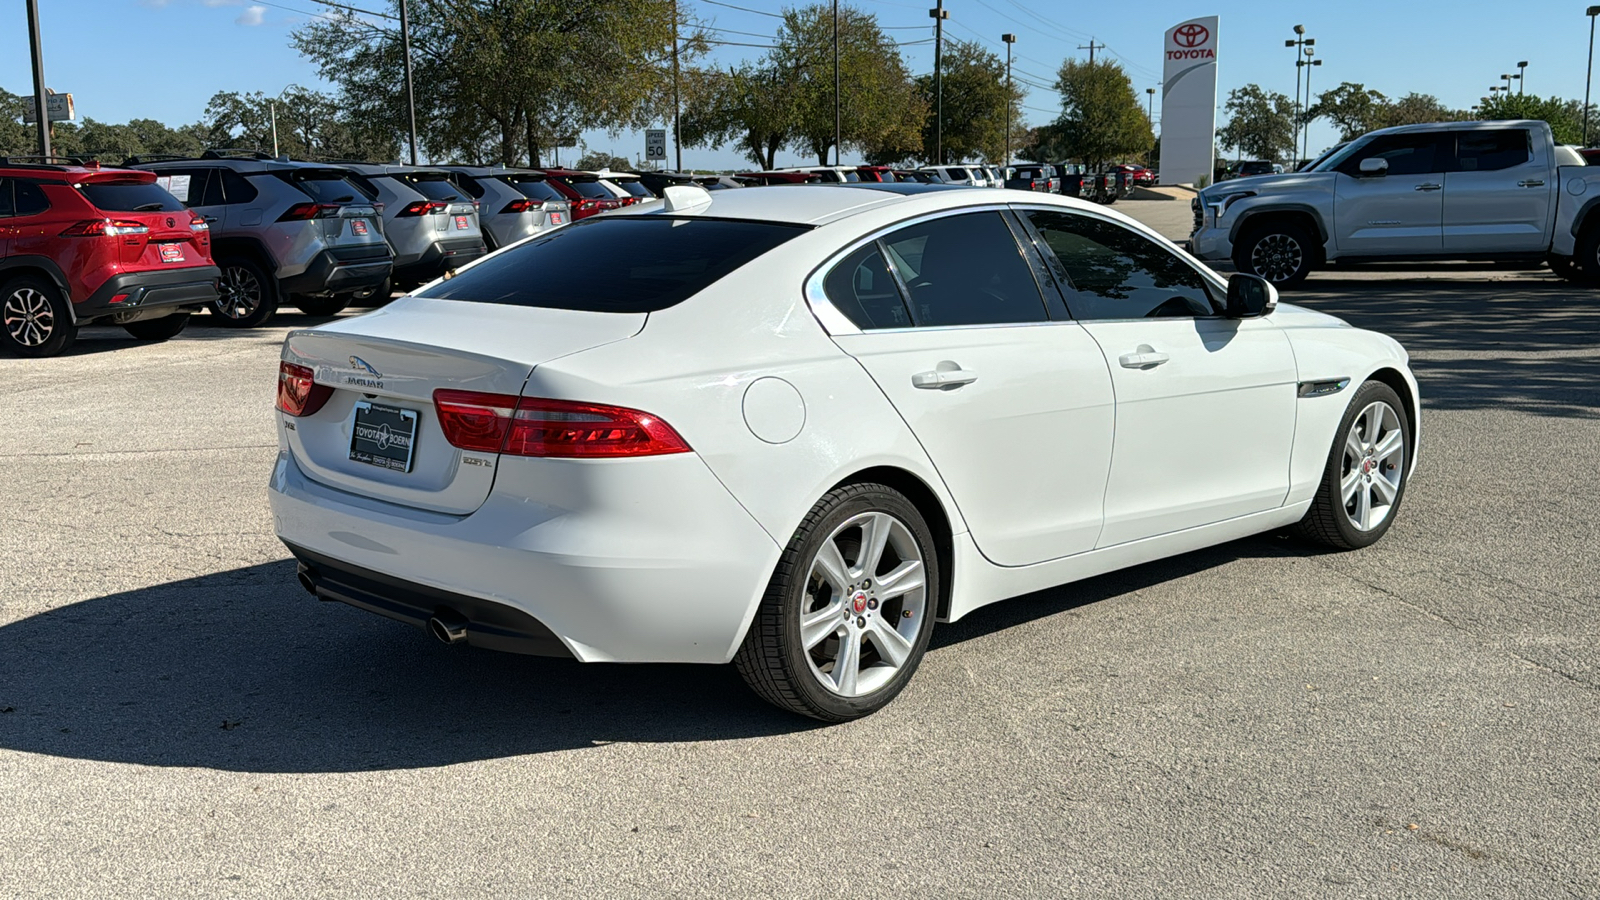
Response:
1,275,77,358
293,295,351,317
122,311,191,342
1573,226,1600,285
734,483,940,722
1234,221,1316,288
1290,380,1412,551
1549,256,1590,284
212,256,279,328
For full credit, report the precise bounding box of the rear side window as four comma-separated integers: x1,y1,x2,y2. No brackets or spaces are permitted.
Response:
79,181,185,213
219,169,257,204
1454,129,1530,171
614,180,652,198
504,177,564,202
823,243,912,329
448,173,485,199
13,181,48,216
947,168,969,181
415,217,808,312
879,212,1048,327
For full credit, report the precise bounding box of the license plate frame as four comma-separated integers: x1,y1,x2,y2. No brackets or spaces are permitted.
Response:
352,219,369,236
349,401,419,473
454,215,470,230
159,244,184,263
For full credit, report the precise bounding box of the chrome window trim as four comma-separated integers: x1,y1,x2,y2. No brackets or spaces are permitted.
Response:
803,203,1046,336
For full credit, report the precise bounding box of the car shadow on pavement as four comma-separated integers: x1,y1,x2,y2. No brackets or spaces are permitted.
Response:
1288,276,1600,419
0,536,1314,773
0,560,814,773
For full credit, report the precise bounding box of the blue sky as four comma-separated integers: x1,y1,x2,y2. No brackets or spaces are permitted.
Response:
1,0,1586,168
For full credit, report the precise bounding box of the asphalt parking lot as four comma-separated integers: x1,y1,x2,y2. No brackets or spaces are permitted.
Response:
2,197,1596,898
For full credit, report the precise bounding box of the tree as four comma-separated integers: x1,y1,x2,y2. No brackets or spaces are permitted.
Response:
680,63,796,169
1306,82,1389,141
1218,84,1295,162
573,149,632,170
913,39,1021,164
773,4,921,165
1477,92,1593,144
295,1,702,166
197,88,399,161
1048,59,1151,170
1377,93,1463,129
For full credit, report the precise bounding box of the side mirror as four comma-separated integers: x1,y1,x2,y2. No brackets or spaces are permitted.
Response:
1226,273,1278,318
1358,157,1389,177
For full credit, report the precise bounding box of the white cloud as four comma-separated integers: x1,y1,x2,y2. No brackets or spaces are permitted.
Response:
202,0,241,7
236,4,266,25
139,0,174,8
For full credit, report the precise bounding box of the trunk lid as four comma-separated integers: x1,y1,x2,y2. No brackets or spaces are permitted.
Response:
281,297,644,514
74,175,212,267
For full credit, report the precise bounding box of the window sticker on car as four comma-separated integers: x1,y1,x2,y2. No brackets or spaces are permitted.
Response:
156,175,191,202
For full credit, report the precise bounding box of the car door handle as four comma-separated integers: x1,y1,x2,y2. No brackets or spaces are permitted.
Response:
911,363,978,389
1119,346,1170,369
1414,183,1443,192
204,216,219,223
1518,180,1546,188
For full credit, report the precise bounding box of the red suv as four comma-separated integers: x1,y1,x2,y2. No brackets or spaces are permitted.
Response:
539,169,640,220
1,158,219,357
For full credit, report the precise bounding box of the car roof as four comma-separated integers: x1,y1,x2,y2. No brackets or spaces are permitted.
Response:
326,162,451,176
611,182,1037,226
1359,118,1547,139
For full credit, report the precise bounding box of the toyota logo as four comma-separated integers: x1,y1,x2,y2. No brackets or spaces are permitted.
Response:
1174,23,1209,48
166,217,175,227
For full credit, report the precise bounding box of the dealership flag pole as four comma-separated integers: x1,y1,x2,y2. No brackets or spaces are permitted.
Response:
26,0,50,159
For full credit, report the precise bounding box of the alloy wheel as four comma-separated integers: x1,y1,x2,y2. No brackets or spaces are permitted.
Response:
1251,233,1304,283
800,511,928,698
3,287,55,347
217,266,263,320
1341,401,1405,532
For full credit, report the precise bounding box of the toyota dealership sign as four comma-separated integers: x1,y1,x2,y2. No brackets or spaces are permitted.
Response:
1159,16,1219,187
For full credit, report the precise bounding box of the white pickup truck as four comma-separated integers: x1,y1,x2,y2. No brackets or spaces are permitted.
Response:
1189,119,1599,286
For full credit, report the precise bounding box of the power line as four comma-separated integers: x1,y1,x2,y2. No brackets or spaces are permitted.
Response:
698,0,784,18
307,0,395,20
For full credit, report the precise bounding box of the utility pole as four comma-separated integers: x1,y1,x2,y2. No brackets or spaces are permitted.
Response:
1003,34,1016,168
1299,48,1322,163
673,0,682,172
399,0,418,164
1518,60,1528,94
1589,6,1600,146
25,0,50,158
1078,39,1104,65
833,0,840,166
270,101,279,158
930,0,947,164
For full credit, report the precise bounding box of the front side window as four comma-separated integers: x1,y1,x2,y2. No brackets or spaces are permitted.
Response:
1454,129,1530,171
1024,209,1220,320
1337,132,1443,177
878,212,1049,327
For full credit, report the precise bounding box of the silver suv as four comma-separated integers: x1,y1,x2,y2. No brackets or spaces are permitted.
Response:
438,166,570,251
129,151,393,324
330,163,487,291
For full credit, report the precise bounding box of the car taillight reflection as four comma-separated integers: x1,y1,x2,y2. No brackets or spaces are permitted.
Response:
277,361,333,417
433,390,691,458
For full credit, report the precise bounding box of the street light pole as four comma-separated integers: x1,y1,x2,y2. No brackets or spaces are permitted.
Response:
930,0,947,165
1589,7,1600,146
833,0,840,167
1300,49,1321,163
1286,26,1312,167
1003,33,1016,167
25,0,51,158
1518,60,1528,94
398,0,418,165
673,0,682,172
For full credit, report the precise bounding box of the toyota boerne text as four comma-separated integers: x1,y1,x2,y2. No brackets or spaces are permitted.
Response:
271,182,1419,721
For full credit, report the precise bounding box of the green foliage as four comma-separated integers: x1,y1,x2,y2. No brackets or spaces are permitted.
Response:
1378,93,1465,129
294,0,698,167
572,149,633,171
197,88,398,161
1218,84,1296,162
1044,59,1151,170
914,39,1022,165
1306,82,1390,141
1476,93,1594,145
775,4,921,165
680,63,795,169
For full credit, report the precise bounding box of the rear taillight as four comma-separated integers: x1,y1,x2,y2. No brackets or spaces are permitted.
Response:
277,362,333,417
432,390,690,458
397,200,448,217
190,214,208,232
60,218,150,237
277,203,342,222
500,198,542,214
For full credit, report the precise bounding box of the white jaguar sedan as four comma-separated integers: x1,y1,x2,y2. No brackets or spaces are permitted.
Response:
270,183,1418,721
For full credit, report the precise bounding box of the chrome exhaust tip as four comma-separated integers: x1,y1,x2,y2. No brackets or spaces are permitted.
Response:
296,564,318,596
427,609,469,645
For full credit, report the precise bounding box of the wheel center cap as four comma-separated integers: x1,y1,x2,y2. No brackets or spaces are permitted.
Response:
851,591,869,614
1362,457,1376,474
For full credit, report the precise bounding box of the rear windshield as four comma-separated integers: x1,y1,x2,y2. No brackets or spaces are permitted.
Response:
78,181,185,213
398,174,462,202
416,216,808,313
503,176,565,202
562,179,614,200
286,173,360,204
612,180,652,198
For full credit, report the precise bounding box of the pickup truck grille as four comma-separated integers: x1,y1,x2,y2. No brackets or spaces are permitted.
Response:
1191,198,1203,236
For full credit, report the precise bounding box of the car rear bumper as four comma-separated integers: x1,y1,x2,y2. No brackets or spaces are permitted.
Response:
75,265,221,323
280,246,394,295
268,448,781,664
392,237,488,281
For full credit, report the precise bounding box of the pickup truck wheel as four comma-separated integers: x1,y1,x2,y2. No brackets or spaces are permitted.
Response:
1235,223,1314,288
1548,256,1589,284
1573,227,1600,284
